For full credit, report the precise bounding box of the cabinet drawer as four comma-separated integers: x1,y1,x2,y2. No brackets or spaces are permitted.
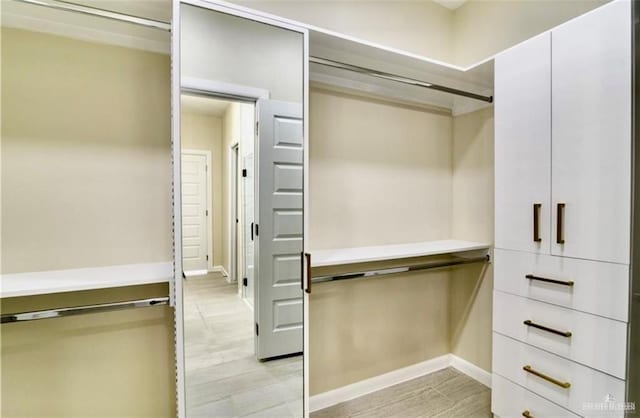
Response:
493,333,626,417
494,248,629,322
492,373,579,418
493,291,627,379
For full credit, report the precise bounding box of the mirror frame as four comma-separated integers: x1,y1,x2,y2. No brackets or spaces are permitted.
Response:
170,1,309,417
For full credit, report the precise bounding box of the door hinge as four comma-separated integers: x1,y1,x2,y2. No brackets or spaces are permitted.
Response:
255,121,259,136
242,168,247,177
255,323,259,336
206,209,208,216
255,223,259,237
243,277,248,286
206,254,209,261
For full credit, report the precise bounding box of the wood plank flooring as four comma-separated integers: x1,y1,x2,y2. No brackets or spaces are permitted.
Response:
184,273,302,417
311,368,491,418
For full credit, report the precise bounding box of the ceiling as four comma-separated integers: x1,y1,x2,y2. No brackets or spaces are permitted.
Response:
181,95,231,118
432,0,468,11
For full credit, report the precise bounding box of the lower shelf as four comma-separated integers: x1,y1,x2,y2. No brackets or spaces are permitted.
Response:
0,262,173,298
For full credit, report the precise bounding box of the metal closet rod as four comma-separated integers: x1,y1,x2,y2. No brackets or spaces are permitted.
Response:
12,0,171,31
312,254,490,283
310,56,493,104
1,297,169,324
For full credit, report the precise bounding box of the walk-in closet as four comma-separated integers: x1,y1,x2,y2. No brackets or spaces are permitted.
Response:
2,0,638,417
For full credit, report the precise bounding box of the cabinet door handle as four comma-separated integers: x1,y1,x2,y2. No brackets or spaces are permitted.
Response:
524,319,572,338
522,411,533,418
533,203,542,242
523,365,571,389
305,253,312,294
556,203,565,244
525,274,574,287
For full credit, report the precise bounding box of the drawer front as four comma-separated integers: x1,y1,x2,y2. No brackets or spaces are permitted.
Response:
492,373,579,418
494,248,629,322
493,333,626,417
494,291,627,379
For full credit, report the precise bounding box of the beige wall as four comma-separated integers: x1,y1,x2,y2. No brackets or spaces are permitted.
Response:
1,28,172,274
234,0,609,67
452,0,610,66
181,110,224,268
309,87,453,394
450,107,495,372
233,0,454,63
1,28,175,416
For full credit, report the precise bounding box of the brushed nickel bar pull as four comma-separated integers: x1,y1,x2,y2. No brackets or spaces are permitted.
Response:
1,297,170,324
522,411,533,418
524,320,572,338
533,203,542,242
525,274,574,287
556,203,566,244
523,365,571,389
305,253,312,294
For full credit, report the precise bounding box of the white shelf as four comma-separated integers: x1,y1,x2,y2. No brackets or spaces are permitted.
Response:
0,262,173,298
311,240,490,268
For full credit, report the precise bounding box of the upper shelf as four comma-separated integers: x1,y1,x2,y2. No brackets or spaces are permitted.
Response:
308,27,494,116
0,262,173,298
311,240,490,268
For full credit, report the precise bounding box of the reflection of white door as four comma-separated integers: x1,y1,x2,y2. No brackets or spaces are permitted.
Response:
243,153,255,306
256,99,303,360
181,153,209,274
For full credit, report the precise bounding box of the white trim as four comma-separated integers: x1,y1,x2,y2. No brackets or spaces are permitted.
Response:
182,149,214,272
182,77,270,101
211,265,229,277
228,143,240,284
309,354,451,412
449,355,492,388
183,269,208,277
309,354,491,412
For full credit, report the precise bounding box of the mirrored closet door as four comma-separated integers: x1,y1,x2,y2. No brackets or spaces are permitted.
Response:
173,2,308,417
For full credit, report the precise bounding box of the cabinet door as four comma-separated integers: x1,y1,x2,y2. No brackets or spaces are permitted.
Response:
551,1,631,264
495,33,551,254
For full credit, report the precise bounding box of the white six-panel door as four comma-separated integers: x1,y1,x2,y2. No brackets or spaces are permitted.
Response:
256,99,304,360
551,0,631,264
495,33,552,254
181,153,209,273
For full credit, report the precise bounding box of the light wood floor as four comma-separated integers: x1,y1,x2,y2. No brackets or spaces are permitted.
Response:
311,368,491,418
184,273,302,417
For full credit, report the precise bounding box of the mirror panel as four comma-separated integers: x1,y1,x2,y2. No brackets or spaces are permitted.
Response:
178,4,304,417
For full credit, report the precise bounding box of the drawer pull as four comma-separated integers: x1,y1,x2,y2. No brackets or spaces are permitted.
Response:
533,203,542,242
557,203,565,244
522,411,533,418
524,320,572,338
525,274,574,287
523,365,571,389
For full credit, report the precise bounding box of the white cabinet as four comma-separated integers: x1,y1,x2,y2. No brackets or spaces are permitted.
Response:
493,1,634,416
495,33,551,255
495,1,632,265
551,0,632,264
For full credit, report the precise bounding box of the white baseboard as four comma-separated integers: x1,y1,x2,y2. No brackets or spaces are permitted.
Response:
309,354,451,412
309,354,491,412
210,265,229,277
183,269,208,277
449,355,491,388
